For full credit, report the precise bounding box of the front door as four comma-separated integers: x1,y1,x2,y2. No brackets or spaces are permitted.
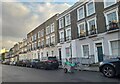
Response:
96,43,103,62
59,48,62,65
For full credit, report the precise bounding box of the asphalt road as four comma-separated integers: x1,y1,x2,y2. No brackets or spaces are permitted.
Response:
2,64,120,82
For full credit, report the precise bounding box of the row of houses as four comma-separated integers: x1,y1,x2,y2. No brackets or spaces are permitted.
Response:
5,0,120,65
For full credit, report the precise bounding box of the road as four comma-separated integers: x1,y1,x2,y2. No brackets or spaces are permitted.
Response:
2,64,120,82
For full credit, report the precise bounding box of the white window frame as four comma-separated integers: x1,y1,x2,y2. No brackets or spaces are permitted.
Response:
87,17,97,34
41,29,44,37
51,34,55,43
77,6,85,21
86,0,95,16
65,14,71,26
46,26,50,35
77,22,86,36
38,31,40,38
65,27,71,40
104,0,117,8
81,43,90,58
38,40,40,47
108,39,120,56
51,23,55,33
59,30,64,39
59,18,64,29
104,8,119,30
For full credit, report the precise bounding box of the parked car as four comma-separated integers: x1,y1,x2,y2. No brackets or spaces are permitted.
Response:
36,56,59,70
99,57,120,78
29,59,40,68
2,61,10,65
16,60,23,66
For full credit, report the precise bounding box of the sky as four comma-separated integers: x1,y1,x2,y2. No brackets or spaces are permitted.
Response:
0,0,79,50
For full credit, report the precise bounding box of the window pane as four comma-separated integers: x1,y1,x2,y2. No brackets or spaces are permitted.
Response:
111,40,120,56
107,12,117,23
83,45,89,56
87,2,94,15
105,0,116,7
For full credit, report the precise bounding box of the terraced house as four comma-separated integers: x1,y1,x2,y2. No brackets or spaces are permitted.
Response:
27,14,59,60
57,0,120,65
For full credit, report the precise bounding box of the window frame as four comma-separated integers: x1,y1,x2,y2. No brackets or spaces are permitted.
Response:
65,27,71,40
86,0,95,16
87,17,97,34
104,0,117,8
77,21,86,36
77,6,85,21
65,14,71,26
81,43,90,58
59,18,64,29
104,8,118,30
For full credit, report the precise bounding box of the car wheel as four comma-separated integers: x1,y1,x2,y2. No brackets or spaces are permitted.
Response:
64,68,68,73
102,65,115,78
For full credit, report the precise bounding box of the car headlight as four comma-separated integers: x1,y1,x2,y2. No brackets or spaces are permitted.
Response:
99,62,103,65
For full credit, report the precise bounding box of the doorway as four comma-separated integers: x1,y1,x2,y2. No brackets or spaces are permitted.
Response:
96,43,103,62
59,48,62,65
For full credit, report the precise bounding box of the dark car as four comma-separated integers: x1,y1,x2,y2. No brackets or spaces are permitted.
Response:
36,56,59,70
16,60,24,66
29,59,40,68
99,57,120,78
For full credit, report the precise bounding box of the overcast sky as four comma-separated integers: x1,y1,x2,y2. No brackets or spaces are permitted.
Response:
0,0,78,50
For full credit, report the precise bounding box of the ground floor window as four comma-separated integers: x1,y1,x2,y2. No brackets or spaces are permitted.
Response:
110,40,120,56
65,47,71,57
82,44,89,57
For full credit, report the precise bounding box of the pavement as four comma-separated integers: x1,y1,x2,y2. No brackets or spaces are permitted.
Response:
2,64,120,82
59,65,99,72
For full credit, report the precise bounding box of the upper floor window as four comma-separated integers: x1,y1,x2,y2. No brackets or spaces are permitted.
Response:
46,37,50,45
59,18,64,29
51,23,55,33
46,26,50,35
66,28,71,41
104,9,118,30
41,29,44,37
65,14,71,26
38,31,40,38
104,0,116,8
38,40,40,47
87,18,97,35
77,6,85,20
59,30,64,42
51,35,55,44
78,22,86,37
86,0,95,16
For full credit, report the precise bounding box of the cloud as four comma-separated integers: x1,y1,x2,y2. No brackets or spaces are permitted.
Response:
1,2,71,49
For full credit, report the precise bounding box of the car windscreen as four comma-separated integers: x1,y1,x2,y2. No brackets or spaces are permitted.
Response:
48,57,57,60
